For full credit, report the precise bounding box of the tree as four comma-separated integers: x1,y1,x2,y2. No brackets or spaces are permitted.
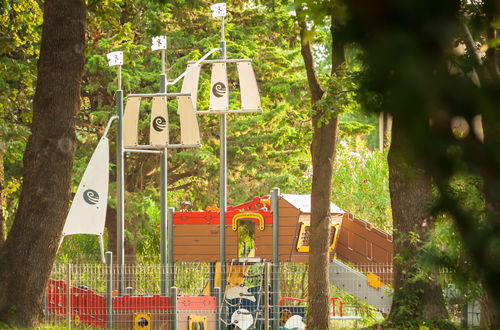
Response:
341,0,500,326
296,5,347,328
386,118,448,325
0,0,86,326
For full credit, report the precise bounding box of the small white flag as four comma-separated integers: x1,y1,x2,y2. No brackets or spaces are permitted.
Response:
210,3,226,18
106,51,123,66
151,36,167,51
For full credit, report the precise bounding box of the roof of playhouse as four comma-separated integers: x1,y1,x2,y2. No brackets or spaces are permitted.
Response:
281,194,345,214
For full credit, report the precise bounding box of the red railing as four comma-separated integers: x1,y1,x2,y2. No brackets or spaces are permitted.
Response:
279,296,343,317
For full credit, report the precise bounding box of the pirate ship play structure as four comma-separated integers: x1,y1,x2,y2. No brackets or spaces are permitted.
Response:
51,3,394,329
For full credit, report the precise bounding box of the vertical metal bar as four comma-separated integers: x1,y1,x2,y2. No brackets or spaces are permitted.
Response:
218,24,227,330
106,251,113,329
210,262,216,296
215,287,221,330
170,286,178,330
264,262,270,329
168,207,175,289
159,71,168,297
271,187,280,329
66,264,71,329
116,66,125,295
44,291,48,323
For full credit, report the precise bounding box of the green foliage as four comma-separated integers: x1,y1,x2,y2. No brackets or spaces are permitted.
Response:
331,135,392,231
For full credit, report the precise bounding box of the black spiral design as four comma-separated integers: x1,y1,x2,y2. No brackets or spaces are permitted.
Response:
83,189,99,205
212,82,226,98
152,116,167,132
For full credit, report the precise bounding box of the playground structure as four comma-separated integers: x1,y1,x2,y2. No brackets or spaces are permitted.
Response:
51,3,395,329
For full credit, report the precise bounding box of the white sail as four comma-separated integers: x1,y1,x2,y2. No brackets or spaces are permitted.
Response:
63,137,109,236
149,97,169,147
237,61,261,111
209,63,229,111
178,95,201,145
123,97,141,147
181,63,201,108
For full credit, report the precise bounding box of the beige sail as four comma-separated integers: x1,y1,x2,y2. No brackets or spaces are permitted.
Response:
209,62,229,111
181,63,201,108
237,61,261,111
178,95,201,145
123,97,141,147
149,97,169,147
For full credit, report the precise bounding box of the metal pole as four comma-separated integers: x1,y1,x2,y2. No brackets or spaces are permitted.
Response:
116,64,125,296
160,52,169,296
271,187,280,329
106,251,113,329
167,207,175,289
219,40,227,328
218,15,227,330
215,287,221,330
66,264,71,329
160,196,167,296
264,262,270,329
170,286,178,330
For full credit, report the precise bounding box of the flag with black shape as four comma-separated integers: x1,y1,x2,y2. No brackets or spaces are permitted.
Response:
106,51,123,66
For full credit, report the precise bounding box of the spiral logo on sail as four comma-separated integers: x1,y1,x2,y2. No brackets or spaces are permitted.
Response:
212,82,226,98
83,189,99,205
153,116,167,132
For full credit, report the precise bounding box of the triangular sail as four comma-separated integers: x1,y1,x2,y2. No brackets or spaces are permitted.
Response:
177,94,201,145
209,63,229,111
63,136,109,236
123,97,141,147
149,96,169,147
181,63,201,108
237,61,262,111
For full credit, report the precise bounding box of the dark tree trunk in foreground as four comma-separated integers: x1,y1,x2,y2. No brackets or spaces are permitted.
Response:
386,118,448,325
0,142,5,248
0,0,86,326
299,14,345,329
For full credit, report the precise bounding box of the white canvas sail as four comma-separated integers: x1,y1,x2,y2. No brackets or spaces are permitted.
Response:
181,63,201,108
237,61,261,111
123,97,141,147
177,94,201,145
149,97,169,147
63,136,109,236
209,63,229,111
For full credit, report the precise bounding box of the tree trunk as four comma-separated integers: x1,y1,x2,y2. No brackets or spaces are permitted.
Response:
385,117,448,325
0,0,86,326
300,15,345,329
0,142,5,248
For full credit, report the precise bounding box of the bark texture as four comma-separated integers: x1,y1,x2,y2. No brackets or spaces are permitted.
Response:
0,142,5,248
0,0,86,326
386,118,448,324
300,15,344,329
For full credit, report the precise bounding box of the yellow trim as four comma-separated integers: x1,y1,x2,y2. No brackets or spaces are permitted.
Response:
231,212,265,231
189,315,207,330
296,221,340,253
74,314,81,326
134,313,151,330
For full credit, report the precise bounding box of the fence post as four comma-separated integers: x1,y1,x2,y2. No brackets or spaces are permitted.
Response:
106,251,113,329
271,187,280,329
264,262,270,329
215,287,221,330
66,263,71,329
170,286,177,330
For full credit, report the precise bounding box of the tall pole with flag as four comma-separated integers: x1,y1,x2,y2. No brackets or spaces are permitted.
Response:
106,50,125,295
151,35,170,296
210,3,227,329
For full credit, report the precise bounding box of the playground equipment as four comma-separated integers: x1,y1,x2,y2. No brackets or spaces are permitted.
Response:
53,2,395,329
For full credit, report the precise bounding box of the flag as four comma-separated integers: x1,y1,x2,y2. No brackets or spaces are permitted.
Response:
210,3,226,18
151,36,167,51
106,51,123,66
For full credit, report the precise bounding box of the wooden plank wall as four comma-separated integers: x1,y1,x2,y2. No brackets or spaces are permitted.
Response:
336,212,393,282
173,224,238,262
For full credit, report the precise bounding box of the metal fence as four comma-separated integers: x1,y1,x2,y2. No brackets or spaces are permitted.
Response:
44,258,472,329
